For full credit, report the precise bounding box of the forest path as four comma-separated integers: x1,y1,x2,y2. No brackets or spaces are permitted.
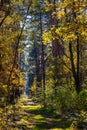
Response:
12,94,75,130
15,94,56,130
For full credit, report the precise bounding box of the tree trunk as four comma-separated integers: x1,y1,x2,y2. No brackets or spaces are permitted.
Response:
40,11,46,107
69,1,81,93
69,41,81,93
51,0,63,57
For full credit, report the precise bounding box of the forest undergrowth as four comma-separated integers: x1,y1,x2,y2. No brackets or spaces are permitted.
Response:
0,94,87,130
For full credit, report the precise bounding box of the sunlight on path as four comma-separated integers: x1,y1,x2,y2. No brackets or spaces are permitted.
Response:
0,94,78,130
12,94,77,130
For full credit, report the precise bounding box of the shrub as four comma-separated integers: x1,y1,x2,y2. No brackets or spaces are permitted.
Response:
76,90,87,111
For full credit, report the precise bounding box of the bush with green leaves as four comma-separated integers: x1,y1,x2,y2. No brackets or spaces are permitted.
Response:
56,86,76,112
46,83,77,114
76,90,87,111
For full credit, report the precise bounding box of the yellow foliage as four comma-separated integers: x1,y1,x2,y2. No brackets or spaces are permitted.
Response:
30,77,37,94
57,10,65,19
64,33,77,42
20,75,25,86
56,27,67,36
30,85,37,93
45,4,53,12
42,31,52,44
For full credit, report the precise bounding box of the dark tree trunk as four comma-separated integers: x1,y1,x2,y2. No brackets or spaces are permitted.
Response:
69,41,81,93
76,36,81,92
40,11,46,107
68,1,81,93
51,0,63,57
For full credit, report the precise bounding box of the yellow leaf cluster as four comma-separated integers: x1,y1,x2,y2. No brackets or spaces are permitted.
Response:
45,4,53,12
64,33,77,42
42,31,52,44
57,10,65,19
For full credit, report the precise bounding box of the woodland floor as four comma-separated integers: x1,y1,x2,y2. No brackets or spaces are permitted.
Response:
0,94,86,130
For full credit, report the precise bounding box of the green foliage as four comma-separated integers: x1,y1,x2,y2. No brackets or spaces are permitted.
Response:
76,90,87,111
56,86,76,111
46,84,77,113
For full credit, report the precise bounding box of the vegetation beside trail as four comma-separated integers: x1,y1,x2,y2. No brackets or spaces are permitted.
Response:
0,94,87,130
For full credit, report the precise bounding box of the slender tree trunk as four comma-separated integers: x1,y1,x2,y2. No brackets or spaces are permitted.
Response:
69,1,81,93
51,0,63,57
76,36,81,92
33,40,38,96
40,12,46,107
69,40,81,93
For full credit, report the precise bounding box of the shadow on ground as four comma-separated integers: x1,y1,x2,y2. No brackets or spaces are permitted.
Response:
9,95,78,130
21,104,73,130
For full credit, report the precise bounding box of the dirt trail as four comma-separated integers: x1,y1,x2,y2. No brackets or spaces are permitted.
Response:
15,95,54,130
13,94,74,130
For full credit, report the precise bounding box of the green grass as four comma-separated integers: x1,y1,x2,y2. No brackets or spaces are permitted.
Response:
34,114,45,120
20,103,75,130
19,96,78,130
0,95,82,130
22,104,41,110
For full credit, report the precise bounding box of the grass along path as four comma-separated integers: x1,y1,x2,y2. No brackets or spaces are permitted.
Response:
1,94,78,130
12,94,77,130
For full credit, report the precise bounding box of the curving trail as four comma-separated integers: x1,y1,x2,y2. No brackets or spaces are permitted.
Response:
15,95,57,130
1,94,77,130
12,94,76,130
